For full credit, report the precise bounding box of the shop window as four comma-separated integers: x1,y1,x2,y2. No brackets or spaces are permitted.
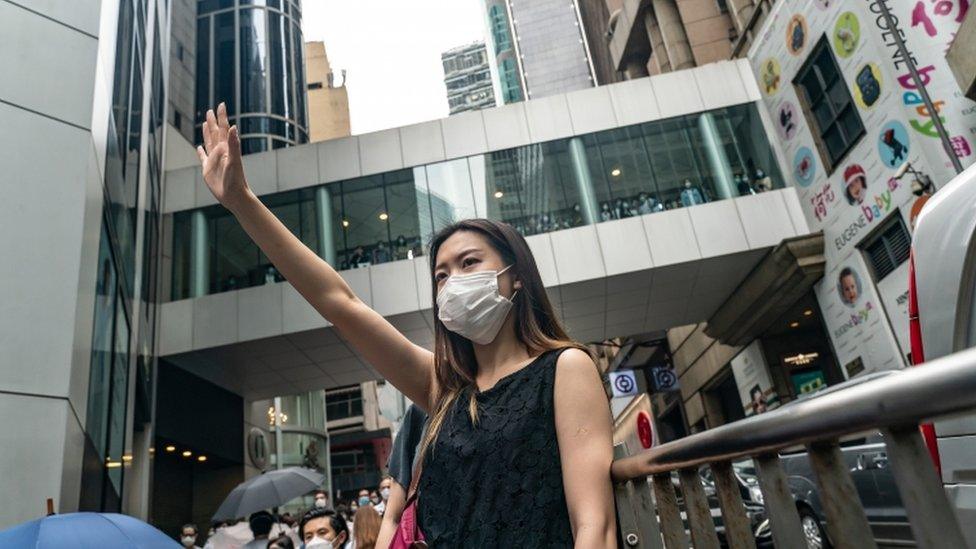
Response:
860,214,911,281
793,37,865,172
326,388,364,421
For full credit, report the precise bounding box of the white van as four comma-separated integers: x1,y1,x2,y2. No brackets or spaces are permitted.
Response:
910,160,976,547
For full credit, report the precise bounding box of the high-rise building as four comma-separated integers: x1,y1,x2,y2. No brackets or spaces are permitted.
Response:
482,0,597,103
1,0,167,526
305,41,351,142
195,0,309,154
442,42,496,115
482,0,525,104
589,0,775,82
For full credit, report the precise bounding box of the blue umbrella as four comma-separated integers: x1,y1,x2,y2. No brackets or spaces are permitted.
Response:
0,512,179,548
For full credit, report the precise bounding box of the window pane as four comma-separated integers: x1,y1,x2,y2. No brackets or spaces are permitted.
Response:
211,209,259,292
424,158,477,234
292,22,306,134
107,297,130,494
339,176,387,268
241,137,268,155
813,99,835,131
839,107,865,145
268,11,289,118
823,125,847,163
88,226,117,459
195,17,210,126
815,54,838,87
827,80,850,113
381,171,420,263
213,12,236,115
239,8,269,114
798,69,822,104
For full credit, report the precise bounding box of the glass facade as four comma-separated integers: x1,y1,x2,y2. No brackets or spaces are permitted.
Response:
170,104,784,300
507,0,594,99
84,0,165,512
196,0,307,154
483,0,524,104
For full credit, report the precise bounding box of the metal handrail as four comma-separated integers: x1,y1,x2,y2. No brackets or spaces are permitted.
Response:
610,347,976,549
612,347,976,481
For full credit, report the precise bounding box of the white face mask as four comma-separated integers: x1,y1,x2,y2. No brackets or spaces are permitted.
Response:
181,536,196,548
380,487,390,501
314,497,327,509
437,265,516,345
305,536,334,549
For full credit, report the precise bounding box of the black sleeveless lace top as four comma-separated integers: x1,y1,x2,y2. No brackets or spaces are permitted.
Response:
417,348,574,547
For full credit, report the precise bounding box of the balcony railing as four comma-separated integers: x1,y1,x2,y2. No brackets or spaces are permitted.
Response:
611,347,976,548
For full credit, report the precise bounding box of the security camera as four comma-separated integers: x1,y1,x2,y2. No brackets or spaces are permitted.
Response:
894,161,911,179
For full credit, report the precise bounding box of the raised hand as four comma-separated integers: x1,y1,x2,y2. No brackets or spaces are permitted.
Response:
196,102,251,210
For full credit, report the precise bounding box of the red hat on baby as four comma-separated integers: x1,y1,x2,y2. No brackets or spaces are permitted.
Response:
844,164,866,188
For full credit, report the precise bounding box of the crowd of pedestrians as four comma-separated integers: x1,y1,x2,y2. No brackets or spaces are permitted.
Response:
178,481,397,549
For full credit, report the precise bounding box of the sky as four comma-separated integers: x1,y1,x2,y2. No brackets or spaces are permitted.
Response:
301,0,487,135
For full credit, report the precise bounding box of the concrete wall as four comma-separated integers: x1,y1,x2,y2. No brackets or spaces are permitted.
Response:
0,0,113,527
305,41,351,143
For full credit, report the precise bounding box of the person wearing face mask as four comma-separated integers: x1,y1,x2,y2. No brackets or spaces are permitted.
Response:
375,477,392,515
179,523,202,549
312,490,330,510
300,508,350,549
356,489,370,509
369,490,381,508
195,104,616,548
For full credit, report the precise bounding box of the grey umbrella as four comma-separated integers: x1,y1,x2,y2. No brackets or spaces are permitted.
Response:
212,466,325,521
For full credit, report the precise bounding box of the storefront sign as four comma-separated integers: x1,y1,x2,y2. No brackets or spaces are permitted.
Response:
730,341,781,416
609,370,639,398
748,0,976,378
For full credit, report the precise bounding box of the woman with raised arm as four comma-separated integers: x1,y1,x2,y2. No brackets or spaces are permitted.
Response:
197,104,616,548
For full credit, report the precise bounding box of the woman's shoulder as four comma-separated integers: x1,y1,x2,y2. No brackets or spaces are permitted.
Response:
553,347,597,373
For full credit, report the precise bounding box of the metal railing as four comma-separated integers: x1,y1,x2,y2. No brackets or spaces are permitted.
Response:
611,347,976,549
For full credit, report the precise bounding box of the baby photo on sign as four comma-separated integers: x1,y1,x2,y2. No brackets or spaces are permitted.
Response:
838,266,862,307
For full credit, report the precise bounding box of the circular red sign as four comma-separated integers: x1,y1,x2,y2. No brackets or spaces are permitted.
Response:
637,411,654,449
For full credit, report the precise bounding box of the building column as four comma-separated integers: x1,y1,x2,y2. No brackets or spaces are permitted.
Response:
650,0,695,71
315,186,337,265
643,9,671,74
190,210,209,298
698,112,737,200
568,137,600,225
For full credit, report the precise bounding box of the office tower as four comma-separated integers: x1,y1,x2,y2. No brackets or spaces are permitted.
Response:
442,42,497,115
195,0,308,154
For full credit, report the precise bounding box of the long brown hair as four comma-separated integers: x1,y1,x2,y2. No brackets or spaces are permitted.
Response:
418,219,588,461
352,505,381,549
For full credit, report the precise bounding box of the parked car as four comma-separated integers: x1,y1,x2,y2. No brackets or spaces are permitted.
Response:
910,160,976,547
691,430,914,548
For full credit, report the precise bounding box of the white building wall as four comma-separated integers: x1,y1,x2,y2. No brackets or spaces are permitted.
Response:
747,0,976,379
0,0,113,527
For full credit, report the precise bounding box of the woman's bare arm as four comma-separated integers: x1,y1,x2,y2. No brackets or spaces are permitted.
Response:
197,104,434,409
554,348,617,548
376,481,408,548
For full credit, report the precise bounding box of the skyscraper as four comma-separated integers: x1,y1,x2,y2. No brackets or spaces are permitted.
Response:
483,0,597,102
195,0,308,154
441,42,497,115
